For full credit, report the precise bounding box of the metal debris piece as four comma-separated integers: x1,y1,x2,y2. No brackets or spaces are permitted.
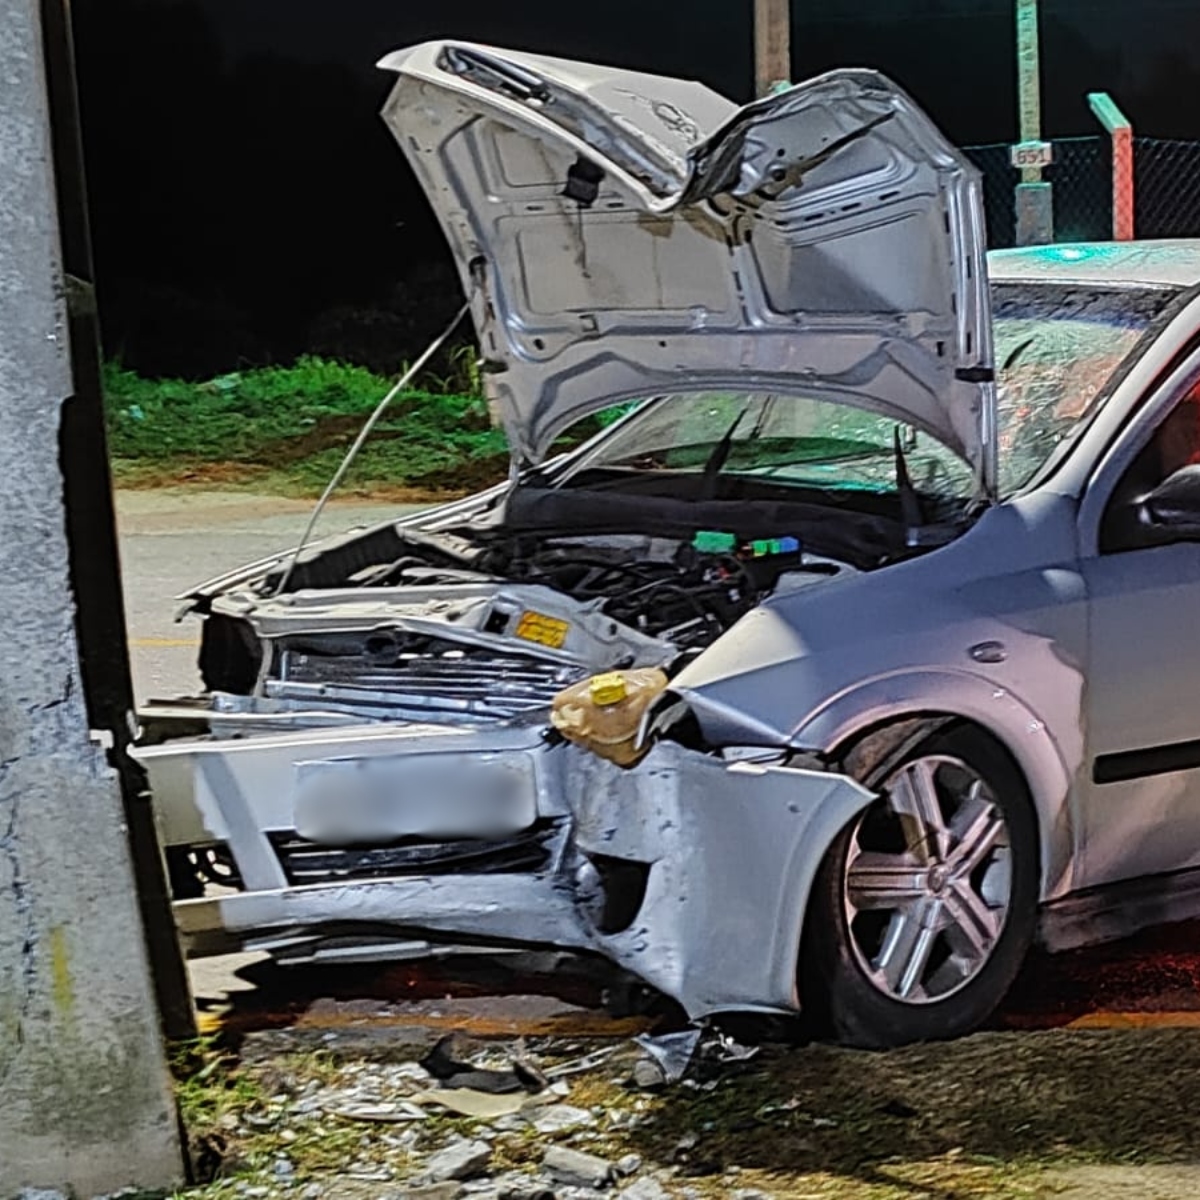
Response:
633,1029,703,1087
545,1045,623,1079
710,1032,761,1065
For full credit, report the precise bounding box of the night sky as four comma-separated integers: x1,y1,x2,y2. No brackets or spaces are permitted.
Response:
71,0,1200,377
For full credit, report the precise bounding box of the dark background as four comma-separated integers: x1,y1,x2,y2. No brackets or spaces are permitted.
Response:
72,0,1200,378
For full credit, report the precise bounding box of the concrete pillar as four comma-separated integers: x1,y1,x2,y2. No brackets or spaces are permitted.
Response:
1016,182,1055,247
1015,0,1054,244
0,1,184,1194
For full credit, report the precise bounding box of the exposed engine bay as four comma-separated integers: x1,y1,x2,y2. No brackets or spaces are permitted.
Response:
188,481,901,734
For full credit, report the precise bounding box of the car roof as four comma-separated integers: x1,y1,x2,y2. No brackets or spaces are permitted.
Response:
988,239,1200,289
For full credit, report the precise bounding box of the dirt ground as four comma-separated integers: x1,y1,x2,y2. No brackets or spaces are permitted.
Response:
179,936,1200,1200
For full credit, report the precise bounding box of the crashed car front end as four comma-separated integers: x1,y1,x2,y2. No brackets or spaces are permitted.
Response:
139,710,873,1018
138,38,996,1022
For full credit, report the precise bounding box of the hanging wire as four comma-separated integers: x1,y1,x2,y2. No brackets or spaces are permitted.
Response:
272,299,472,597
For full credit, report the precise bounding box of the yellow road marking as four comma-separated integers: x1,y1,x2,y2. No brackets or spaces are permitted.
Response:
1067,1011,1200,1029
130,637,200,648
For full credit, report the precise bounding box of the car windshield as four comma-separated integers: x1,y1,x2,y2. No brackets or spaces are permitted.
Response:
563,393,976,508
992,281,1180,493
558,280,1181,504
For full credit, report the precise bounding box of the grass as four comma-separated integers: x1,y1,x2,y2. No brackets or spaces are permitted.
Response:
103,356,512,498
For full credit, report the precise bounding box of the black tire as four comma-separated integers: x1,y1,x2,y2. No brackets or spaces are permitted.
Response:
165,846,205,901
801,723,1039,1049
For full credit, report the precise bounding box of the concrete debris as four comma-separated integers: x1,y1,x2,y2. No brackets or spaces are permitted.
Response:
425,1139,494,1183
543,1146,616,1189
493,1182,558,1200
530,1104,598,1134
631,1059,670,1091
617,1180,670,1200
401,1184,466,1200
615,1154,643,1176
330,1100,430,1122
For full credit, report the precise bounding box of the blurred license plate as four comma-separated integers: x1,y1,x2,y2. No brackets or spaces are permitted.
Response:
292,751,538,844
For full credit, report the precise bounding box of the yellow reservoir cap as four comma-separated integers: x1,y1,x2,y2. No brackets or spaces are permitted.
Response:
589,672,629,706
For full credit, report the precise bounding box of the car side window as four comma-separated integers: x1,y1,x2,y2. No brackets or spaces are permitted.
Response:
1100,381,1200,553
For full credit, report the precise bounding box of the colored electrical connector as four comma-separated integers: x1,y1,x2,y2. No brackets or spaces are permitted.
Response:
693,530,739,554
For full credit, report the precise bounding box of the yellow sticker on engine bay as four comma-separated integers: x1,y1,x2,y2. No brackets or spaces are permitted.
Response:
515,610,570,649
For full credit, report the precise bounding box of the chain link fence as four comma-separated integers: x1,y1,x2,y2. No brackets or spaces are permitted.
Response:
963,135,1200,248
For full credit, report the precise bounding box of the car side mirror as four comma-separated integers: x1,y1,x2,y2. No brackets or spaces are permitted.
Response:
1141,464,1200,537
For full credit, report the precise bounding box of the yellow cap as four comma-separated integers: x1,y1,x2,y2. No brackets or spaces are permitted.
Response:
589,672,628,707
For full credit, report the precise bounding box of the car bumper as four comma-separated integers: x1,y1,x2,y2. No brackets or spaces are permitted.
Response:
137,721,874,1019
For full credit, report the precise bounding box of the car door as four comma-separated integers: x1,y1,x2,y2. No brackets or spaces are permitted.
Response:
1080,359,1200,888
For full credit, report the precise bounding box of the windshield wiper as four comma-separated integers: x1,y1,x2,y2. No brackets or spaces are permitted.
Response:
698,408,749,499
894,427,925,545
1002,336,1036,373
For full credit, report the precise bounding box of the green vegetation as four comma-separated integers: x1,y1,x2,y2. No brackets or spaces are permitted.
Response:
103,355,510,497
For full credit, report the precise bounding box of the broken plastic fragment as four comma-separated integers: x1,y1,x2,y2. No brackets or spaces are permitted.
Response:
411,1088,539,1119
420,1033,548,1094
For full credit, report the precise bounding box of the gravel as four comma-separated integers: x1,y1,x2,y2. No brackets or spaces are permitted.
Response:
424,1140,493,1183
542,1146,617,1189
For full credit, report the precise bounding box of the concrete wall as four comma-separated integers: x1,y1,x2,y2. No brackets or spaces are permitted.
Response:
0,1,183,1193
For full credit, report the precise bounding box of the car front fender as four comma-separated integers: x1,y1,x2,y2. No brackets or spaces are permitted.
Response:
567,742,876,1019
792,666,1081,901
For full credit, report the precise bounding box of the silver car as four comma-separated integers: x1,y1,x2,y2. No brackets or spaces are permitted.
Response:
139,42,1200,1048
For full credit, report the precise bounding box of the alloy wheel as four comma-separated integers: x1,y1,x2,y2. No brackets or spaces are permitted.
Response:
842,754,1013,1005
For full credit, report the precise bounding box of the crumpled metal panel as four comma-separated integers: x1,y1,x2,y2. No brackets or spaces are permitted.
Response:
566,743,875,1017
146,717,875,1020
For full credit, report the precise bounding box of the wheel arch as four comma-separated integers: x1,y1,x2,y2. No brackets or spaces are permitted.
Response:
792,672,1079,903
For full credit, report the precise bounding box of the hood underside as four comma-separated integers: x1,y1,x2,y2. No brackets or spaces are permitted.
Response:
379,41,996,494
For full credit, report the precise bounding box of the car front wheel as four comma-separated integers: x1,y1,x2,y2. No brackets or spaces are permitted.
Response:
802,724,1039,1049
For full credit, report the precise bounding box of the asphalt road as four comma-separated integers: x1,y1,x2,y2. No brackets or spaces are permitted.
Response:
116,489,426,702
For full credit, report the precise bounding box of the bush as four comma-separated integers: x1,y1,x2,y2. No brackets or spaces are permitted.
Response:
102,356,508,493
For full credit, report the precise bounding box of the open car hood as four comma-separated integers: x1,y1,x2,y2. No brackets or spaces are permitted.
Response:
379,42,996,494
